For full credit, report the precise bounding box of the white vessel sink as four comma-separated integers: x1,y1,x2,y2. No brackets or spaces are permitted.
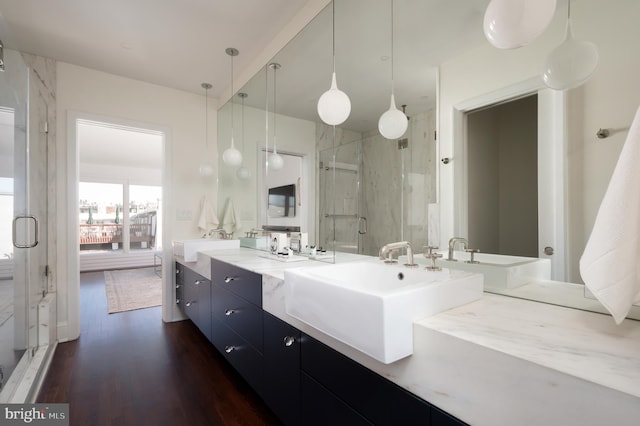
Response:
284,261,483,364
434,251,551,289
172,238,240,262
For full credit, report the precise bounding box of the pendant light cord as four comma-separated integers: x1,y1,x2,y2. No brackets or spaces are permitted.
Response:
265,64,269,172
230,52,235,147
332,1,336,74
390,0,395,95
273,65,277,154
204,86,209,153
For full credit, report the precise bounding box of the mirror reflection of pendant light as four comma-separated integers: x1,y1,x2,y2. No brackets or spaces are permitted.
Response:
268,63,284,171
317,0,351,126
378,0,407,140
199,82,215,176
222,47,243,166
483,0,556,49
236,92,251,180
542,0,598,90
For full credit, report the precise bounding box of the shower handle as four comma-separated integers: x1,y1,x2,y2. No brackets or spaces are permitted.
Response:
358,216,367,235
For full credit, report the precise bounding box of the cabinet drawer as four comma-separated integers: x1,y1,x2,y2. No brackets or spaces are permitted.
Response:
301,372,372,426
211,258,262,307
301,334,431,425
212,283,263,352
211,317,263,394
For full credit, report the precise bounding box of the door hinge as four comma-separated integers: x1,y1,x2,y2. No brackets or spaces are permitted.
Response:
434,130,437,140
45,264,50,276
42,121,49,134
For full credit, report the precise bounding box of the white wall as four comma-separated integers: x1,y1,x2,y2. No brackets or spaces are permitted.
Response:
56,62,218,340
439,0,640,283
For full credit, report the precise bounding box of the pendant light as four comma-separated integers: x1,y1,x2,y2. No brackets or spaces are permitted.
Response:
378,0,407,140
236,92,251,180
268,62,284,171
198,82,215,177
483,0,556,49
542,0,598,90
222,47,243,166
317,0,351,126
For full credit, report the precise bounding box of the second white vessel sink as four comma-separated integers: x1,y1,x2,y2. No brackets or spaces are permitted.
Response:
172,238,240,262
435,251,551,289
284,261,483,364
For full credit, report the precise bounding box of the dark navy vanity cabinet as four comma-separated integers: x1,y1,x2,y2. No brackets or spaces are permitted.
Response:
175,259,467,426
182,267,211,341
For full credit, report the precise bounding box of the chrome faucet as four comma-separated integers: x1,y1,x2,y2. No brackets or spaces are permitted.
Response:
209,228,231,240
379,241,418,268
447,237,468,261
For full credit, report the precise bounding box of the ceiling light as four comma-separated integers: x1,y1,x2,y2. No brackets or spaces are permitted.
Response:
317,0,351,126
378,0,408,140
222,47,243,166
542,0,598,90
199,83,214,177
268,63,284,171
483,0,556,49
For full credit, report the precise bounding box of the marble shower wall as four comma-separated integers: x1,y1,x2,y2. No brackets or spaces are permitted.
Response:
315,109,437,257
21,53,57,294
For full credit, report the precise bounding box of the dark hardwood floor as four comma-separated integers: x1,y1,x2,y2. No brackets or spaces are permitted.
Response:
37,271,281,426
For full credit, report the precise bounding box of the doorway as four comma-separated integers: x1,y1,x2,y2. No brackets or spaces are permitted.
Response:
454,81,566,281
466,95,538,257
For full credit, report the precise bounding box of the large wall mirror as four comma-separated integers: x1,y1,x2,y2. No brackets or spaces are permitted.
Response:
218,0,640,319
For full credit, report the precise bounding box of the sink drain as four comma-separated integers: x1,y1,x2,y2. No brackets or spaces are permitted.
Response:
397,272,404,280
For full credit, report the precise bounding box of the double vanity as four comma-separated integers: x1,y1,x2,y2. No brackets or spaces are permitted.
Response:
174,243,640,426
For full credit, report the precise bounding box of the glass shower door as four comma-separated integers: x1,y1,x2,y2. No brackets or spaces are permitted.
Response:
0,48,48,401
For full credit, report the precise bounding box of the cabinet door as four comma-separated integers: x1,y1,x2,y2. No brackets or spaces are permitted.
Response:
210,316,263,395
263,312,301,426
183,268,211,340
175,262,184,310
183,268,199,322
301,334,431,425
196,277,211,341
301,372,372,426
212,283,263,352
211,258,262,306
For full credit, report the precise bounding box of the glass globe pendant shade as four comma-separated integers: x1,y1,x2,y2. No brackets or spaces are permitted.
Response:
268,152,284,171
236,166,251,180
378,94,408,140
222,140,243,166
542,21,598,90
317,72,351,126
199,163,214,177
483,0,556,49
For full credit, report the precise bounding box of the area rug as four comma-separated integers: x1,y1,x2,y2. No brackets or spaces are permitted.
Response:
104,267,162,314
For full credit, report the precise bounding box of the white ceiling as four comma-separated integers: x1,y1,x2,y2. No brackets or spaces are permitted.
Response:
0,0,312,98
0,0,496,133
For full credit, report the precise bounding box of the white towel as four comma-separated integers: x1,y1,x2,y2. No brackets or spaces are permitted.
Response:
580,105,640,324
197,196,219,233
221,198,238,235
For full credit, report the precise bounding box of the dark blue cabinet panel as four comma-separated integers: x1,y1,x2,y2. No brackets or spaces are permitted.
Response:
211,258,262,306
212,283,263,352
301,372,372,426
263,312,301,426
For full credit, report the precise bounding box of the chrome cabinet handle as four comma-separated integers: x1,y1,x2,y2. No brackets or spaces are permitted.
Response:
176,284,182,289
224,276,238,283
283,336,295,347
175,299,181,304
185,301,195,307
225,309,235,316
194,280,202,285
224,346,235,353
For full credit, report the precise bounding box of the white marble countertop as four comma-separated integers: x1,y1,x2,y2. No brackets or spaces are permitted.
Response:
183,247,640,425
